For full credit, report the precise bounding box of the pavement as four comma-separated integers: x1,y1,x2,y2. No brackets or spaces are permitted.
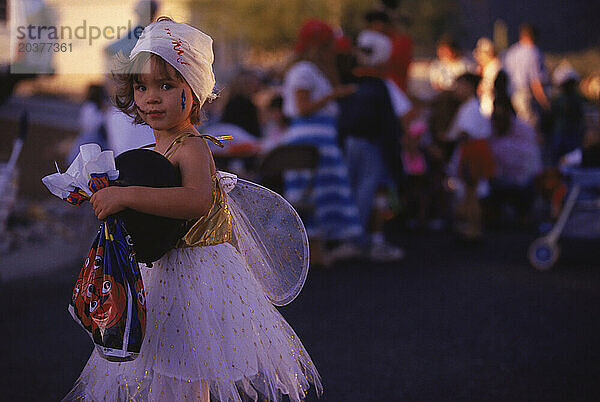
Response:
0,95,80,131
2,229,600,401
0,199,97,284
0,237,85,282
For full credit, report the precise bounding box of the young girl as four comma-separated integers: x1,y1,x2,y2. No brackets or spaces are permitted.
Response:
64,18,321,401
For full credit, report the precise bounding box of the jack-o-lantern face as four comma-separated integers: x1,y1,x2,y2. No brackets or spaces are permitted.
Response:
82,260,104,305
74,243,127,332
89,273,127,330
72,246,98,329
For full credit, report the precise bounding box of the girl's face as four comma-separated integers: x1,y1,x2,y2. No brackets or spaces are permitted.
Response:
133,56,195,132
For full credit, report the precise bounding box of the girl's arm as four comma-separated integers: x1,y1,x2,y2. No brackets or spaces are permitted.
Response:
91,138,214,220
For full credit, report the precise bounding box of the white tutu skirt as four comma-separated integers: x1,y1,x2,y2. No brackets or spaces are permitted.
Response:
64,243,321,401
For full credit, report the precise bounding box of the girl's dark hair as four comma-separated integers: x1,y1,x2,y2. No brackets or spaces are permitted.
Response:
110,17,203,125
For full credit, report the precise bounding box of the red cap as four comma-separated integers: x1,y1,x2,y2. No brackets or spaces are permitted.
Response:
295,19,335,53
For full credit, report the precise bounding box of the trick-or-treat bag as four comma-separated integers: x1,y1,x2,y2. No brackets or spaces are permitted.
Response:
42,144,146,361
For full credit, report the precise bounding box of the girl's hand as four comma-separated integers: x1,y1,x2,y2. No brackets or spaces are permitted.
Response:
90,186,130,220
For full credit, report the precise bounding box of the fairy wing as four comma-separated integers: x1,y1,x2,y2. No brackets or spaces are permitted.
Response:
221,173,310,306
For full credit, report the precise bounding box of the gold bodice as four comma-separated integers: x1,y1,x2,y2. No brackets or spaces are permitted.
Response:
160,133,233,247
176,173,232,247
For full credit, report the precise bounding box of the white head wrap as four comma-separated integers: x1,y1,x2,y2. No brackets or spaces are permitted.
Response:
130,19,216,103
357,29,392,67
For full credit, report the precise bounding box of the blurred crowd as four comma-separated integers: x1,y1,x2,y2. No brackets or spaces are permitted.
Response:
63,1,600,267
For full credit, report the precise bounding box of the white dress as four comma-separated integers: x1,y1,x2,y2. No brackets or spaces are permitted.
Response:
64,170,321,401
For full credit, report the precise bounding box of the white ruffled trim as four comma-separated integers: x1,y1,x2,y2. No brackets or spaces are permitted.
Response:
216,170,237,193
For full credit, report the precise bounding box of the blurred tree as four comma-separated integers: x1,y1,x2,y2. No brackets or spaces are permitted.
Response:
188,0,459,55
189,0,334,49
401,0,460,52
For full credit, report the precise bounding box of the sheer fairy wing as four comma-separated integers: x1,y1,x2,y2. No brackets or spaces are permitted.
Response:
219,172,310,306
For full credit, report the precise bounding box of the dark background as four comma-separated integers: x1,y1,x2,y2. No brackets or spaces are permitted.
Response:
458,0,600,52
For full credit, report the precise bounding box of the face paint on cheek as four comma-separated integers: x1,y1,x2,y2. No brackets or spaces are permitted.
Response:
181,89,186,111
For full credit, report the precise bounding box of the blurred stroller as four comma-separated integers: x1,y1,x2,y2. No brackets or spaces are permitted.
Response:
528,166,600,270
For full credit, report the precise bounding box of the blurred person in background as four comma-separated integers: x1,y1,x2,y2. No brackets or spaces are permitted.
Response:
580,118,600,168
220,69,263,138
199,70,263,172
281,19,363,264
386,14,413,93
547,61,587,164
67,85,109,164
261,95,290,152
363,9,413,92
488,97,542,227
579,96,600,167
337,29,408,261
445,74,491,147
473,37,502,117
334,35,358,85
428,34,474,168
429,34,475,92
503,23,550,128
445,73,495,241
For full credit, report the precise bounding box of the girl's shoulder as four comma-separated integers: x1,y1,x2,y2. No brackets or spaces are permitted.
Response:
169,136,216,183
175,134,213,156
166,133,213,165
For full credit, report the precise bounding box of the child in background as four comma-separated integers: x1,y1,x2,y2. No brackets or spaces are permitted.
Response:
260,95,289,152
64,18,321,402
401,120,429,229
445,73,495,240
67,84,109,164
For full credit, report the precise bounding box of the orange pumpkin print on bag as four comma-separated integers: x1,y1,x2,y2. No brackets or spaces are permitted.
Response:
72,246,96,329
90,273,127,329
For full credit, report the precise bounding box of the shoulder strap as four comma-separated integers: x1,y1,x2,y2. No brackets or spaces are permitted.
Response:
164,133,233,160
163,132,193,159
137,134,234,159
197,134,233,148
